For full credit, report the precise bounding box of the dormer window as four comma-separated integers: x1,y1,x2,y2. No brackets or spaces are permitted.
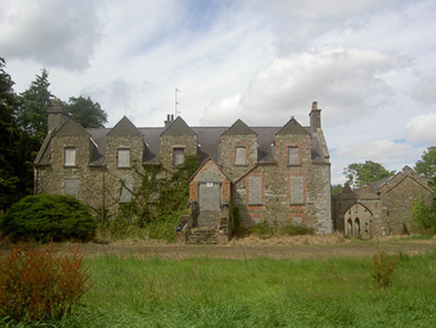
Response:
118,149,130,168
173,147,184,166
287,147,300,165
235,146,246,165
64,147,76,167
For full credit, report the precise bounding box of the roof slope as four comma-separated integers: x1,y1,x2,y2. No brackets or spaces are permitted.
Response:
161,116,196,137
222,119,257,136
107,116,142,137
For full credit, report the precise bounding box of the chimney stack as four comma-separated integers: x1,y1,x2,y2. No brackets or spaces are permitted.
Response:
164,113,175,127
309,101,321,131
47,98,70,132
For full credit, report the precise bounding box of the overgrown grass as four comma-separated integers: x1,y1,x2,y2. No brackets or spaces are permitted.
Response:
10,250,435,327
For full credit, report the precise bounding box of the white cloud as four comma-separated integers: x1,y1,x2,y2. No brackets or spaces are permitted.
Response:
336,139,424,163
406,113,436,146
202,48,408,127
412,79,436,105
0,0,103,70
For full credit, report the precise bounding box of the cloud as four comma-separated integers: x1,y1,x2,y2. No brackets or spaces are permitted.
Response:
412,78,436,105
336,139,424,163
0,0,102,70
202,48,408,127
406,113,436,145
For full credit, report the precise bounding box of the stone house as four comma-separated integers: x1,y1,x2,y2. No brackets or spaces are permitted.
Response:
332,166,434,239
34,100,332,243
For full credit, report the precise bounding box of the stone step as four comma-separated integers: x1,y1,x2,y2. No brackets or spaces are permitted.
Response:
197,210,221,229
187,229,218,245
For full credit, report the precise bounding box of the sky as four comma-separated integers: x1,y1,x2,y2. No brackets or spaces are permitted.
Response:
1,0,435,184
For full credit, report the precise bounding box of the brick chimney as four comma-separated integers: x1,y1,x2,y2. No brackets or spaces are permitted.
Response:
309,101,321,131
47,98,70,132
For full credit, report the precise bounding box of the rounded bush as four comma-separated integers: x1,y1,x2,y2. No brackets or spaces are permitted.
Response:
0,194,96,242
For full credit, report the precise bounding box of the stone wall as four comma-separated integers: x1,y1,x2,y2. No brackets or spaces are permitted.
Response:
37,135,103,211
333,168,434,237
220,134,257,180
160,135,197,168
104,135,145,214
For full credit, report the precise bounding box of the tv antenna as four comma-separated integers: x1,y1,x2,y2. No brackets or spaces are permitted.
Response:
175,87,181,117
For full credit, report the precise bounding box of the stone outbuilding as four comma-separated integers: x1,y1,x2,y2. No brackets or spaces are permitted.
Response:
332,166,434,238
35,101,332,243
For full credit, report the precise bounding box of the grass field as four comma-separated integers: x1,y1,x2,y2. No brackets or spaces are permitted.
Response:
5,248,435,327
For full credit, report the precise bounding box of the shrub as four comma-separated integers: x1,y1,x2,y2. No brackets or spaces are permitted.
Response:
412,195,436,235
0,194,96,242
0,242,89,323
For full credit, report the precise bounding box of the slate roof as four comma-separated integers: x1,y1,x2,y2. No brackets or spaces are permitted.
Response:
35,117,330,167
222,119,257,136
276,118,309,136
161,116,196,137
107,116,142,137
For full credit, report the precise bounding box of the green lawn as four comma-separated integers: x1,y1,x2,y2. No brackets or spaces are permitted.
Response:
4,251,436,327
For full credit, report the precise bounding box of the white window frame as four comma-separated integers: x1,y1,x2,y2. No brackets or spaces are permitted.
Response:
64,147,76,167
173,147,185,166
248,176,263,205
287,147,300,165
120,178,133,203
290,176,304,205
235,146,246,165
117,148,130,168
65,178,79,197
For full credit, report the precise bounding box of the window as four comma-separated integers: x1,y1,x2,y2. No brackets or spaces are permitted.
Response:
120,178,133,203
64,148,76,166
288,147,299,165
248,176,263,205
118,149,130,168
65,178,79,197
235,146,246,165
173,148,184,166
290,176,304,204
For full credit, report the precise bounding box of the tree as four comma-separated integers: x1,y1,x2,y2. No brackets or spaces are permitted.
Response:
415,146,436,190
0,58,37,211
331,184,343,197
66,96,108,128
343,161,395,188
17,69,53,143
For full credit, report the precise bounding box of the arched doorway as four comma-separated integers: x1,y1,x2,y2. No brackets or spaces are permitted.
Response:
344,203,373,239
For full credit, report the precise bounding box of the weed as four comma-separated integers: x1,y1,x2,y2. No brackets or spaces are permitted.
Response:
0,242,89,324
370,239,397,289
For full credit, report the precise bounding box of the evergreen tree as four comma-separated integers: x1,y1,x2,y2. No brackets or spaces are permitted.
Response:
66,96,108,128
17,69,53,143
0,58,37,211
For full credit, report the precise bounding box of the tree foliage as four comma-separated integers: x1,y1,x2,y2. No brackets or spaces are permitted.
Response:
16,69,53,144
109,155,201,241
331,184,343,197
0,58,38,211
415,146,436,190
66,96,108,128
343,160,395,188
412,195,436,234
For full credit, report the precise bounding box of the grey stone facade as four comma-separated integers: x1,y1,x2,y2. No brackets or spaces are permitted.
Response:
332,166,434,238
35,101,333,242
